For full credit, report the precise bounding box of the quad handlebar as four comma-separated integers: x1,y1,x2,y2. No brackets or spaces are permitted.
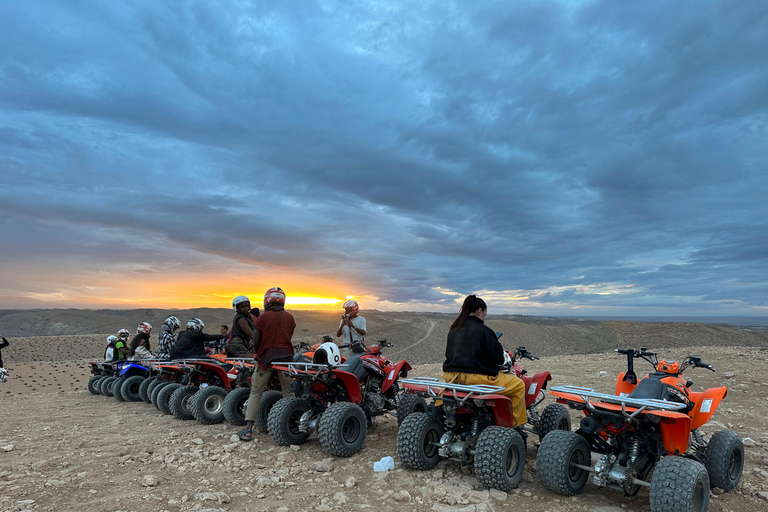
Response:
617,348,715,385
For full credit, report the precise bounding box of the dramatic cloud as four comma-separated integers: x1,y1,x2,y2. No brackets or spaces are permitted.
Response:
1,0,767,315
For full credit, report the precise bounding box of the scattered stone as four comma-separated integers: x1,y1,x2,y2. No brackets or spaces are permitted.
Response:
757,491,768,502
290,444,301,451
345,476,357,488
488,489,507,502
191,438,204,445
142,475,157,487
743,438,757,446
723,371,736,379
393,490,411,502
2,444,15,452
229,434,240,443
316,458,333,472
277,451,295,462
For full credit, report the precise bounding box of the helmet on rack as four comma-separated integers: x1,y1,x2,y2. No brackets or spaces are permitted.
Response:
264,287,286,308
313,342,342,366
163,316,180,333
107,335,118,345
232,295,250,310
137,322,152,335
118,329,130,340
343,300,359,316
187,318,204,331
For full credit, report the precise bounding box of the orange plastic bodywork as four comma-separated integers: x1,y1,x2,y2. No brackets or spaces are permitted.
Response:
688,387,728,430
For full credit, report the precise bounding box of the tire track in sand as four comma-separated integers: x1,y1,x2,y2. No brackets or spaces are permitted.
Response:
387,320,435,358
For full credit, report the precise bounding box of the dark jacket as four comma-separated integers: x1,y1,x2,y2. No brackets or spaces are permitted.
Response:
0,336,8,367
442,316,503,376
170,329,222,360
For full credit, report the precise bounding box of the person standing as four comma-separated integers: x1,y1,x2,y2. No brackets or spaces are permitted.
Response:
227,296,255,357
0,334,9,369
237,287,294,441
336,300,366,358
156,316,181,360
442,295,526,428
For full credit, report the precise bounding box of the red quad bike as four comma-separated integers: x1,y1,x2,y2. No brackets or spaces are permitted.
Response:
537,348,744,512
268,339,419,457
397,377,527,491
502,345,571,441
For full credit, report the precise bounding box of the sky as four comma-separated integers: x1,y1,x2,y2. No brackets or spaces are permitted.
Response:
0,0,767,316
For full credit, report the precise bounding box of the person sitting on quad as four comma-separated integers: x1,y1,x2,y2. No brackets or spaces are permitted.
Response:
104,335,118,361
335,299,366,358
155,316,181,360
237,287,294,441
226,296,256,358
128,322,154,360
442,295,527,428
113,329,130,361
169,318,222,360
0,333,9,369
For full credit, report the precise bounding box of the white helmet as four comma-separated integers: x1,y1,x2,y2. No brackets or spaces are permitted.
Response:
232,295,250,310
107,335,118,344
502,350,513,372
187,318,204,331
313,342,342,366
163,316,181,333
0,368,7,383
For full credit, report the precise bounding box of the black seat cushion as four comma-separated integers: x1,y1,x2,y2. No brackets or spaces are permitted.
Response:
342,356,368,381
628,377,666,400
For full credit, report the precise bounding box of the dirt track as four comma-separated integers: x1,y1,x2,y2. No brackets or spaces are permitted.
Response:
2,344,767,512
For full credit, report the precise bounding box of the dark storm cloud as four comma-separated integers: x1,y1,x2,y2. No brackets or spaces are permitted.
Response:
1,0,767,313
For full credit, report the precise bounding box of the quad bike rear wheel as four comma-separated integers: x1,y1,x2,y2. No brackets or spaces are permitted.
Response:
705,430,744,491
169,386,199,420
139,377,156,403
88,376,102,395
538,403,571,441
396,393,428,426
146,378,165,401
268,397,311,446
121,375,145,402
255,390,284,433
100,376,119,397
151,381,171,408
192,386,227,424
112,377,126,401
536,430,590,496
157,383,183,415
397,412,445,470
649,456,709,512
222,387,250,426
474,426,526,491
318,402,368,457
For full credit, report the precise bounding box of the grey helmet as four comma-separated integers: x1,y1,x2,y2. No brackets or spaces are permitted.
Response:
187,318,204,331
163,316,181,333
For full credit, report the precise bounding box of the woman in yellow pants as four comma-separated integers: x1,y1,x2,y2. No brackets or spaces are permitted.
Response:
442,295,527,428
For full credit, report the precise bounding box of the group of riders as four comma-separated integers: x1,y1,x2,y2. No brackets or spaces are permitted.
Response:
99,289,525,439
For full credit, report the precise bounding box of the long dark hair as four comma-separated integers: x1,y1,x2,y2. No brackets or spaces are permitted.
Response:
129,333,151,354
449,295,487,330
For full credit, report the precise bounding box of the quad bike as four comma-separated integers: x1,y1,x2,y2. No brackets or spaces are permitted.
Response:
267,339,418,457
113,361,156,402
147,361,194,409
86,361,109,395
397,377,528,491
501,345,571,441
537,348,744,512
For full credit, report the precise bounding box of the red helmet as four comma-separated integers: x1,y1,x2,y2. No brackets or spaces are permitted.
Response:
264,287,286,308
137,322,152,334
343,300,359,315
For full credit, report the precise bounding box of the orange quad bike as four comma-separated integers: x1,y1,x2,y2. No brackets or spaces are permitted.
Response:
537,348,744,512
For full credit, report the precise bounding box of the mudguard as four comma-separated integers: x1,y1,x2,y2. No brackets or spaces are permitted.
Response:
329,370,363,404
615,372,638,396
520,370,551,408
440,390,516,428
688,386,728,430
382,360,411,393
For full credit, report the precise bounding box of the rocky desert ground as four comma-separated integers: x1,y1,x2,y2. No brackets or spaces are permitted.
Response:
1,309,767,512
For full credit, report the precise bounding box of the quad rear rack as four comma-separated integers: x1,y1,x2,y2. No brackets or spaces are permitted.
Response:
551,384,688,419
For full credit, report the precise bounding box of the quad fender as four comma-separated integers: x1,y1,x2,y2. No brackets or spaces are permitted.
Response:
688,386,728,430
651,411,692,455
482,394,516,428
520,371,551,408
614,372,638,396
119,363,149,378
382,360,412,393
330,370,363,404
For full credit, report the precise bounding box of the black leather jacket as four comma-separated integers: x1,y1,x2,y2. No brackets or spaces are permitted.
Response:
442,316,503,376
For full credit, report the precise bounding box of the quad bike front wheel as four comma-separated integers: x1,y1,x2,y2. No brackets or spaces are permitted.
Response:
112,377,126,401
88,376,102,395
157,383,184,415
139,377,156,403
100,376,119,397
268,397,311,446
150,381,171,408
536,430,591,496
474,426,526,491
192,386,227,424
649,456,709,512
222,387,250,426
255,390,284,433
705,430,744,491
396,393,428,426
538,403,571,441
318,402,368,457
169,386,199,420
120,375,145,402
397,412,445,470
